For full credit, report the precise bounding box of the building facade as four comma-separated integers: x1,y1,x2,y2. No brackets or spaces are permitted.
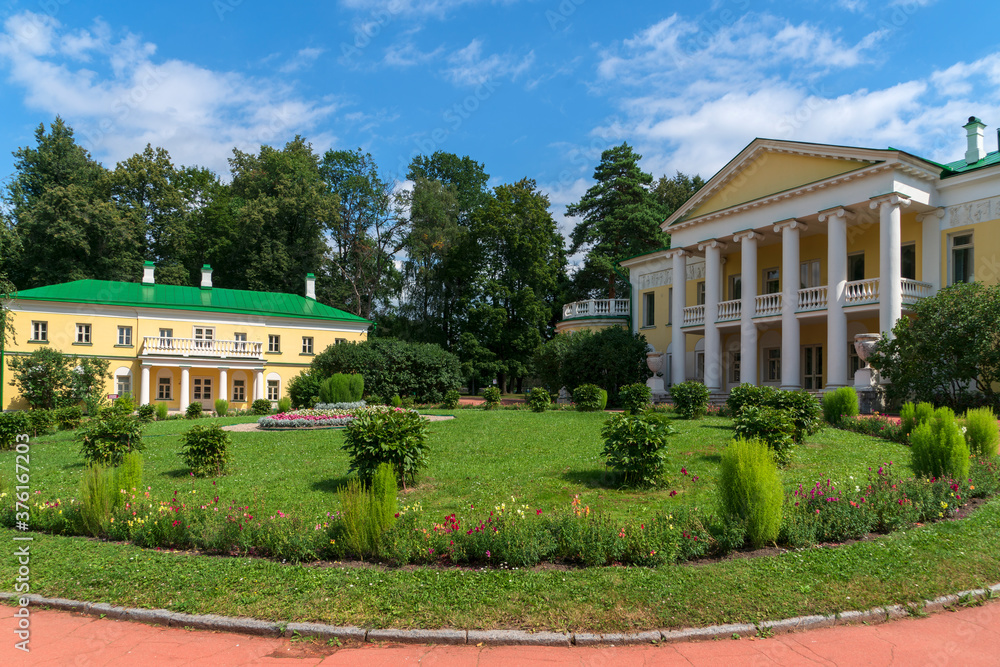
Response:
1,263,370,411
560,118,997,394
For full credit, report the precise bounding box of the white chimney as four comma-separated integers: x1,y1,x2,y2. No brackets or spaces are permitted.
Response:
965,116,986,165
142,261,155,285
200,264,213,289
305,273,316,300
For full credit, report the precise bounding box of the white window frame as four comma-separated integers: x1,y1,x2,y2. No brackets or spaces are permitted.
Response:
764,347,781,382
232,379,246,403
729,351,741,384
847,252,865,282
116,374,132,397
335,338,347,344
31,321,47,342
234,332,247,352
266,379,280,401
157,376,172,400
192,377,213,401
302,336,314,354
763,268,780,295
949,232,974,285
696,281,706,306
268,334,281,353
642,292,655,328
118,326,133,346
800,259,821,289
159,328,174,350
728,275,741,301
193,326,215,350
901,242,917,281
76,323,91,344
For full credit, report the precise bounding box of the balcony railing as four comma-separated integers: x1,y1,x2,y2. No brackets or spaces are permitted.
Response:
682,304,705,327
845,278,879,305
755,293,782,317
797,285,828,312
561,299,630,319
901,279,933,304
717,299,741,322
142,336,264,359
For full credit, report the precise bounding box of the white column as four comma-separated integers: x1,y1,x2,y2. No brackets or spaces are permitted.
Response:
180,366,190,412
219,368,228,407
699,240,726,391
670,249,688,385
140,365,151,406
775,219,805,390
872,194,910,337
736,231,759,386
820,208,851,389
918,208,944,294
255,369,265,400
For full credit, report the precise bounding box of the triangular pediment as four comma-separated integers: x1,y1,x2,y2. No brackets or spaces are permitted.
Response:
669,140,891,226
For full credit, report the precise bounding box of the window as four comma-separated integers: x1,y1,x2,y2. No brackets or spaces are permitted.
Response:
76,324,91,344
193,327,214,349
268,335,281,353
800,259,820,289
642,292,655,328
335,338,347,344
765,348,781,382
234,332,247,352
951,233,974,284
729,351,741,383
159,328,174,350
157,377,172,400
118,326,133,346
901,243,916,281
695,352,705,382
116,374,131,397
302,336,314,354
696,281,706,306
31,321,47,342
266,379,280,401
849,342,861,377
728,275,741,301
847,252,865,282
193,378,212,400
763,268,780,294
232,379,246,402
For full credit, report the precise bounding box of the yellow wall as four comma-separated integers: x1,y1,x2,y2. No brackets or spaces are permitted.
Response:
941,218,1000,286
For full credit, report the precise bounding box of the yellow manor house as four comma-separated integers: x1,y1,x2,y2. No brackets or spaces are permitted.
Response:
1,264,370,411
558,117,1000,398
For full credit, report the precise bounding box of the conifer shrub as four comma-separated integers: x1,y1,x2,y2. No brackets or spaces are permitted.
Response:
390,394,402,408
964,407,999,457
336,463,398,560
822,386,859,424
900,401,935,438
319,373,365,404
154,403,169,421
600,411,675,487
214,398,230,417
573,384,607,412
911,407,971,481
669,381,710,419
527,387,551,412
136,403,156,423
276,397,291,414
717,438,783,548
619,383,652,413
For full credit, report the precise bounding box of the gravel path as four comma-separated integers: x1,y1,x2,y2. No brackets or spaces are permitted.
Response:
221,414,455,432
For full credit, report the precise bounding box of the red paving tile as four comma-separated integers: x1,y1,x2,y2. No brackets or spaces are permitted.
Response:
3,599,1000,666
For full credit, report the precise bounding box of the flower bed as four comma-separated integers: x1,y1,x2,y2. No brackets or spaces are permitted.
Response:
257,405,419,429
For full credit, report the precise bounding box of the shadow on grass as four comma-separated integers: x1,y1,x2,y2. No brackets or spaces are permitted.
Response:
562,469,621,490
697,453,722,465
312,475,357,494
62,461,85,470
165,468,195,479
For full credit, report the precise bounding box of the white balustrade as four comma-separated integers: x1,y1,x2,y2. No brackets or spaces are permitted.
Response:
754,293,782,317
845,279,879,305
142,336,264,359
561,299,630,319
797,286,828,312
682,304,705,327
717,299,741,322
901,279,933,304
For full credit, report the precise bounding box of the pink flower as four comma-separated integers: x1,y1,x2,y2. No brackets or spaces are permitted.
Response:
536,509,542,516
485,550,491,558
681,468,688,475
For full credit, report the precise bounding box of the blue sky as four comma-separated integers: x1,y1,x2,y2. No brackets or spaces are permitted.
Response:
1,0,999,239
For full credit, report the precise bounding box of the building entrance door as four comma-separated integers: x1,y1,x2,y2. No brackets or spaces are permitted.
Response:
192,377,214,410
802,346,823,390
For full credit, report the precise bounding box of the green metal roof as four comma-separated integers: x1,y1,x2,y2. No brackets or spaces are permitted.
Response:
939,150,1000,178
14,280,370,324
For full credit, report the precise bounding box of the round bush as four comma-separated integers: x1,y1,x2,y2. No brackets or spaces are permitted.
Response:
600,411,674,487
732,406,796,465
911,407,971,480
527,387,551,412
669,381,709,419
136,403,156,423
573,384,607,412
482,387,502,409
77,411,145,466
821,386,859,425
442,389,461,410
185,402,203,419
251,399,272,415
342,408,429,487
718,438,783,548
964,407,999,457
618,383,652,413
179,424,232,476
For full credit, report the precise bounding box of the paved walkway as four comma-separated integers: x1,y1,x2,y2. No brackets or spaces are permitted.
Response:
4,599,999,666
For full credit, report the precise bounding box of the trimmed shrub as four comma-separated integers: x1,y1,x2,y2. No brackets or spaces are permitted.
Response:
185,402,203,419
670,381,710,420
251,399,272,415
114,394,135,415
527,387,551,412
619,383,652,414
964,407,999,457
55,405,83,431
336,463,398,560
718,438,783,548
911,407,971,481
600,411,675,487
26,409,55,437
732,406,796,465
276,397,292,414
179,424,232,476
342,408,429,487
573,384,607,412
288,371,323,409
319,373,365,404
482,386,502,409
900,401,935,439
0,411,30,450
77,411,144,467
390,394,402,408
772,390,823,443
726,383,776,416
442,389,460,410
214,398,230,417
822,387,859,424
154,403,169,421
136,403,156,423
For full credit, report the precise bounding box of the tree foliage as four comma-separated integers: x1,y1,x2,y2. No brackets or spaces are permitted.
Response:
533,328,650,405
7,348,110,409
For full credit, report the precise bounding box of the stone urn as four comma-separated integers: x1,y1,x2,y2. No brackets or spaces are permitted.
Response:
646,350,666,397
646,351,663,375
853,333,881,370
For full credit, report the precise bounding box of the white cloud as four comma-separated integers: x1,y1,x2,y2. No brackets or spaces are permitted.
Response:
0,12,342,176
382,41,444,68
443,38,534,86
279,47,325,73
338,0,509,18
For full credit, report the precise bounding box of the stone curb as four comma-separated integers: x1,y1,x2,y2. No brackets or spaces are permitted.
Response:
3,586,998,647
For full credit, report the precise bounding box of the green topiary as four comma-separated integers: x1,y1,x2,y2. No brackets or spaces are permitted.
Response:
964,407,999,457
911,407,971,480
342,408,429,487
717,438,783,548
482,387,502,409
441,389,461,409
179,424,232,476
185,402,203,419
527,387,551,412
726,383,776,416
822,386,859,425
319,373,365,404
573,384,606,412
618,383,652,413
600,411,675,487
251,398,272,415
732,405,796,465
390,394,402,408
669,381,710,419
